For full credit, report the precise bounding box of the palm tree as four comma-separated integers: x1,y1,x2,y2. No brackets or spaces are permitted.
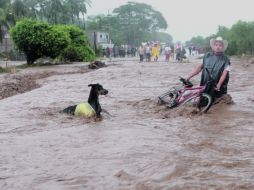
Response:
11,0,29,19
0,0,93,41
0,8,6,42
0,0,13,42
0,0,10,9
28,0,49,22
65,0,91,26
78,0,91,28
78,0,91,17
65,0,78,24
43,0,64,24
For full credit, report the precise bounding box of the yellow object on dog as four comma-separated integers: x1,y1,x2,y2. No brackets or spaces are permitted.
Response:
74,103,96,117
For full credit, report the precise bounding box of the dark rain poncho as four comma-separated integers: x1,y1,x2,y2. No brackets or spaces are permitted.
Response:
200,52,230,98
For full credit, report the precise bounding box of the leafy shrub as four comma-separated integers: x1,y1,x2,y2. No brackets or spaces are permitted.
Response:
10,19,70,64
62,44,95,62
10,19,95,64
55,25,95,61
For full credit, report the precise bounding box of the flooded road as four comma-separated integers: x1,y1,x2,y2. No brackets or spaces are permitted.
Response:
0,57,254,189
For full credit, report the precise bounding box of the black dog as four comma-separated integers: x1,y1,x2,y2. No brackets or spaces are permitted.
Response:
62,83,108,117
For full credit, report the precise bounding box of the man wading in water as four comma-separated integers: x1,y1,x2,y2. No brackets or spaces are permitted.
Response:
186,36,231,102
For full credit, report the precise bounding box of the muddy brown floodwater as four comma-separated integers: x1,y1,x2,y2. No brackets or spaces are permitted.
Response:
0,57,254,190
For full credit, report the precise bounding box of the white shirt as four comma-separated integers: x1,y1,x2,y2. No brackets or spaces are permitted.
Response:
225,65,230,71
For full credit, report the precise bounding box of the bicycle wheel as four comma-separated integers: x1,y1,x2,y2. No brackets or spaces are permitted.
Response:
182,93,212,113
158,89,178,108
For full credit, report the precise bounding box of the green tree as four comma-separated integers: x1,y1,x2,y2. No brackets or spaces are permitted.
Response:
216,25,236,55
185,35,208,52
10,19,70,64
56,25,95,61
26,0,51,21
0,0,15,42
113,2,168,45
230,21,254,55
188,20,254,56
24,0,91,25
1,0,92,40
65,0,91,26
86,2,169,46
0,7,7,41
188,36,206,46
11,0,29,18
45,0,64,24
149,31,173,44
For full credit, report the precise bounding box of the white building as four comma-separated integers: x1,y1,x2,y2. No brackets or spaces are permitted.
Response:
89,31,114,49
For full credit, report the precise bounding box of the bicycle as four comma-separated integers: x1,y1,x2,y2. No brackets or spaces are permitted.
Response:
158,69,214,113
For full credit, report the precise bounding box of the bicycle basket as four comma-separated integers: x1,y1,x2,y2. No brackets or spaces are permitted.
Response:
158,88,178,107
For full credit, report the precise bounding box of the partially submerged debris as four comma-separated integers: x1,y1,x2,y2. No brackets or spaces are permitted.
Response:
88,61,106,69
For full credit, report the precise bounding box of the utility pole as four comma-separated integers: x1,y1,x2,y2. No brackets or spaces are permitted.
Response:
3,28,8,68
93,31,97,54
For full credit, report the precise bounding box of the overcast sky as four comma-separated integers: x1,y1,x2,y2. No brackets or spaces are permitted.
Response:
86,0,254,42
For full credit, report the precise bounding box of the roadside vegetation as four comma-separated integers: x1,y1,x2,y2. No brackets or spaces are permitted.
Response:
186,21,254,56
1,0,254,65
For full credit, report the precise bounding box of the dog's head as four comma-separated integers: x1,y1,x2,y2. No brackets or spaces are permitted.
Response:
88,83,108,95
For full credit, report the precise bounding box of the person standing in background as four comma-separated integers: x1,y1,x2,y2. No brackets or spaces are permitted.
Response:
138,45,145,62
152,43,160,62
164,44,172,62
145,43,152,62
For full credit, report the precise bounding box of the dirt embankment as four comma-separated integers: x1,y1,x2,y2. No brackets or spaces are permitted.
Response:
0,72,52,100
0,62,108,100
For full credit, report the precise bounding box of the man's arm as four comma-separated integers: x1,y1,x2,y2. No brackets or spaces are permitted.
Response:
215,70,228,91
186,63,203,81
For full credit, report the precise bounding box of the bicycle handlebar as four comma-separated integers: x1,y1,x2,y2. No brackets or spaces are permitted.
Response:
179,77,193,87
179,69,212,88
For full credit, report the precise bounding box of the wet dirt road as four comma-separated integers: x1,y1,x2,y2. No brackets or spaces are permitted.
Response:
0,57,254,190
